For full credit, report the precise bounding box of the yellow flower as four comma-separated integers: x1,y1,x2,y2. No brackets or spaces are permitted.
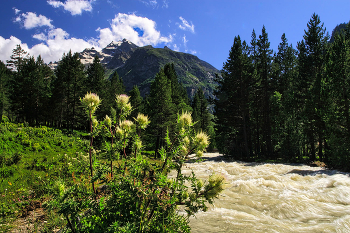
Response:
135,113,150,129
104,115,112,128
194,131,209,151
116,94,130,108
178,111,192,127
80,92,101,114
120,120,134,132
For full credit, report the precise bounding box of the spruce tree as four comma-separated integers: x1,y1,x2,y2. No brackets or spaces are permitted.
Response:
51,51,86,130
214,36,253,158
145,68,175,155
6,44,29,72
256,25,273,158
0,61,11,121
129,85,143,118
297,13,329,161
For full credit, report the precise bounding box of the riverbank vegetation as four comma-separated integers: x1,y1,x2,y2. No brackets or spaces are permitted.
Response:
1,12,350,231
215,14,350,171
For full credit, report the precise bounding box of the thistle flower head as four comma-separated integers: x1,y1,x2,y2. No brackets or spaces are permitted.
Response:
135,113,150,129
178,111,192,128
81,92,101,114
120,120,134,132
104,115,112,128
92,118,98,128
180,145,188,156
194,131,209,151
196,150,204,158
183,136,190,147
115,127,123,137
116,94,130,108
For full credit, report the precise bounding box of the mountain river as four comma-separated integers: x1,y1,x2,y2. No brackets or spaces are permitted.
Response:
177,153,350,233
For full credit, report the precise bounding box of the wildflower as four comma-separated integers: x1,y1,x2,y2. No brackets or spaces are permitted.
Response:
104,115,112,128
115,127,124,138
180,145,188,156
116,94,130,107
120,120,134,132
183,136,190,146
80,92,101,115
92,118,98,128
196,150,204,158
194,131,209,151
135,113,150,129
178,111,192,128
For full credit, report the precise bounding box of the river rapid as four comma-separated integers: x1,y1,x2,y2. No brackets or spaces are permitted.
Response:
181,153,350,233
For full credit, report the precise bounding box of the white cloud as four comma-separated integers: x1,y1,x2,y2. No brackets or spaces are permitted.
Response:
13,7,21,14
173,44,179,52
0,36,29,63
14,11,53,29
183,34,188,47
162,0,169,8
0,28,98,64
97,13,173,48
178,16,195,33
20,12,54,29
190,50,197,55
47,0,94,15
33,33,47,41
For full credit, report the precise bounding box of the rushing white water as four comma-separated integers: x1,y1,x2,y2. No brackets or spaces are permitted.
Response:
181,153,350,233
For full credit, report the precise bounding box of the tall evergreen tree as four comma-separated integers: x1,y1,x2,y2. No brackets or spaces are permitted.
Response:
87,55,108,118
145,68,175,155
0,61,11,121
297,13,329,161
256,25,273,158
215,36,253,158
270,34,299,160
129,85,143,118
327,21,350,167
6,44,29,72
51,51,86,131
192,87,210,133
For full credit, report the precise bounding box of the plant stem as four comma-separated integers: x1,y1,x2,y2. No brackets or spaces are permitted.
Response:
89,111,96,194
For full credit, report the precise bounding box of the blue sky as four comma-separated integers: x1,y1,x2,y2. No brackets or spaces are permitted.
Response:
0,0,349,69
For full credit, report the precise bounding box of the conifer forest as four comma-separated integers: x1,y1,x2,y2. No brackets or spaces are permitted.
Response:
1,13,350,231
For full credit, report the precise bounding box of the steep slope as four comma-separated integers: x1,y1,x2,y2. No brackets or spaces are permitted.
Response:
54,39,219,97
114,45,218,97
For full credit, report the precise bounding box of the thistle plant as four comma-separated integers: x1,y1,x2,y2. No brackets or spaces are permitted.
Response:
80,92,101,194
49,93,223,233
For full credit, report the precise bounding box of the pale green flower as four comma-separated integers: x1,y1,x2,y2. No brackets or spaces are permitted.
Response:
135,113,150,129
92,118,98,128
120,120,134,132
196,150,204,158
116,94,130,108
183,136,190,146
104,115,112,128
115,127,123,137
81,92,101,114
194,131,209,151
178,111,192,127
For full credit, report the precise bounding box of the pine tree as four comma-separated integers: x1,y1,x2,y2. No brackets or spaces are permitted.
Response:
192,88,210,132
270,34,299,160
327,21,350,167
214,36,253,159
0,61,11,121
129,85,143,118
145,68,175,155
256,25,273,158
51,51,86,130
6,44,29,72
297,13,329,161
87,55,108,118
